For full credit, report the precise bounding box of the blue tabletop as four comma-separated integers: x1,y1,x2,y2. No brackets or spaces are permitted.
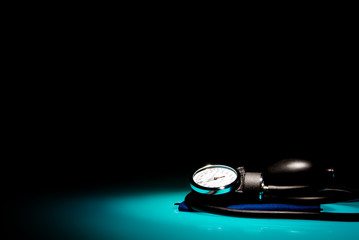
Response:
20,187,359,240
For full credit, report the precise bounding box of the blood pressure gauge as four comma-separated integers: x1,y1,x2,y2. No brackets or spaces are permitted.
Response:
190,165,240,195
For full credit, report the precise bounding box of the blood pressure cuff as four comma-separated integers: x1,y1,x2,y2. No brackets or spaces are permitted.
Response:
178,201,321,212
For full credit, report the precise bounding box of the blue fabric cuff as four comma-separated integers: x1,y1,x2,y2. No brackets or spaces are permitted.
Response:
178,202,321,212
178,201,195,212
228,203,321,212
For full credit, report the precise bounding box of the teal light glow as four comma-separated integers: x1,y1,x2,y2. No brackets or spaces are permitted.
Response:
190,184,232,195
21,190,359,240
259,192,263,201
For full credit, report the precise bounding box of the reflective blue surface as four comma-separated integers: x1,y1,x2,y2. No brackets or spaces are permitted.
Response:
22,189,359,240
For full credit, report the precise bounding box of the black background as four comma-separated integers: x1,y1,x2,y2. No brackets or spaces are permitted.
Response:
5,87,358,198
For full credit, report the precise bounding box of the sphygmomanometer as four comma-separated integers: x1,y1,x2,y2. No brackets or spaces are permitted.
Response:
178,159,359,221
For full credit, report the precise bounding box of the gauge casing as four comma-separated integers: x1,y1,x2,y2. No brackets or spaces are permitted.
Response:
190,165,240,195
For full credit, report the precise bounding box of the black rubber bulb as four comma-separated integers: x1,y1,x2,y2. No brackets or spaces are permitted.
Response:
264,159,332,188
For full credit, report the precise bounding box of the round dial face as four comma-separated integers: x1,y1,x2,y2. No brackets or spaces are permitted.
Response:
192,165,238,189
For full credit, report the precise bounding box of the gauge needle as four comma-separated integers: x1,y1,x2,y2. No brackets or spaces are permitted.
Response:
214,176,225,180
